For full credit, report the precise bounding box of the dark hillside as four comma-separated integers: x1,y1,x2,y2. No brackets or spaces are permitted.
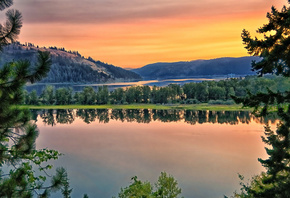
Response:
132,57,260,79
0,43,141,83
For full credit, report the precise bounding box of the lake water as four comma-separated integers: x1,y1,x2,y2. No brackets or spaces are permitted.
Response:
26,77,228,94
33,109,276,198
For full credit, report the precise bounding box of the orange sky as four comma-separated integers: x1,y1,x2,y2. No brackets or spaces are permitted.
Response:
2,0,288,68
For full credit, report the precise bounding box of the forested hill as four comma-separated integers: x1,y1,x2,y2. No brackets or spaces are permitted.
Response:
132,56,261,79
0,43,142,83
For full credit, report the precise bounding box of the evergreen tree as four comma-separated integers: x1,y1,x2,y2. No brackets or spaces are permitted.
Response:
0,0,70,196
233,1,290,197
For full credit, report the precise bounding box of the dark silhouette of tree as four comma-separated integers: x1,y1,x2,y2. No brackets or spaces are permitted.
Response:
56,109,75,124
0,0,70,196
76,109,97,124
40,109,56,126
232,1,290,197
34,109,260,126
96,109,109,123
111,109,126,122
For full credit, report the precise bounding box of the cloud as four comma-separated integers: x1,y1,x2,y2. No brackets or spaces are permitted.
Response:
9,0,277,24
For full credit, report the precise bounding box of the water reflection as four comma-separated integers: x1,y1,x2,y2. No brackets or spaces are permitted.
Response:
32,109,278,126
25,77,224,94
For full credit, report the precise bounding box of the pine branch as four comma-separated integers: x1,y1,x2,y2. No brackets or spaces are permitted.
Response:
0,51,52,88
0,0,13,11
0,9,22,48
27,51,52,84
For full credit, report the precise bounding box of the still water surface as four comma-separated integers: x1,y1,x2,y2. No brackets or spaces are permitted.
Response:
34,109,276,197
26,77,226,94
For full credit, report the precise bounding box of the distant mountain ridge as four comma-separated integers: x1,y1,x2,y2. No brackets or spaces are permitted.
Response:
0,43,141,83
132,57,261,79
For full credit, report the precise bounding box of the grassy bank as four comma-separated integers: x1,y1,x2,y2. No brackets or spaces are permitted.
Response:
19,103,253,111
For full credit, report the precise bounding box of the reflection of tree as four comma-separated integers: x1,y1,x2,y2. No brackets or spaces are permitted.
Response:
184,110,199,125
226,111,239,125
30,110,39,122
40,109,56,126
152,110,181,122
255,112,279,125
96,109,109,123
36,109,278,125
125,109,140,122
143,109,151,123
238,111,252,124
216,111,238,125
76,109,97,124
184,110,207,124
110,109,152,123
111,109,125,122
185,110,257,125
197,111,207,124
56,109,75,124
208,111,217,124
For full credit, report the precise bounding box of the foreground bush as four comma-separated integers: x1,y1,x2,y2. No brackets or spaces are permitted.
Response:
114,172,183,198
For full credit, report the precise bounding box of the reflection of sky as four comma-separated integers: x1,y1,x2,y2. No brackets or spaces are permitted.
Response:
75,77,223,89
77,78,221,86
35,116,272,197
26,78,225,93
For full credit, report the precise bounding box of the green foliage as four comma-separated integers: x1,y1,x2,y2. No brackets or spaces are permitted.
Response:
110,87,125,104
28,90,38,105
115,172,183,198
0,1,71,196
118,176,153,198
208,86,226,100
241,4,290,77
142,85,151,103
195,82,208,102
79,86,96,105
96,85,109,104
61,168,73,198
183,82,196,99
185,98,200,104
154,172,182,198
40,85,55,105
125,86,143,103
55,87,73,105
208,100,235,105
22,75,289,107
0,4,22,48
232,1,290,197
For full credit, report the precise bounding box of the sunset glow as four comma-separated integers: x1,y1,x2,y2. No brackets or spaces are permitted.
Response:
3,0,288,68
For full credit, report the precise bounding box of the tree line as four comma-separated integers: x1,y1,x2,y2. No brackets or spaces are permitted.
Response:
23,75,289,105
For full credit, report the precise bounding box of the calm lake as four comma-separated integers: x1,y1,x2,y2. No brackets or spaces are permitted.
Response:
25,77,228,94
33,109,277,198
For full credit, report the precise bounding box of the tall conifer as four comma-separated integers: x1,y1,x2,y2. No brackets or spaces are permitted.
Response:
233,1,290,197
0,0,70,197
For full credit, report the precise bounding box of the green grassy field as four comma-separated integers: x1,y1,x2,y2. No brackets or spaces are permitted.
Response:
19,103,253,111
